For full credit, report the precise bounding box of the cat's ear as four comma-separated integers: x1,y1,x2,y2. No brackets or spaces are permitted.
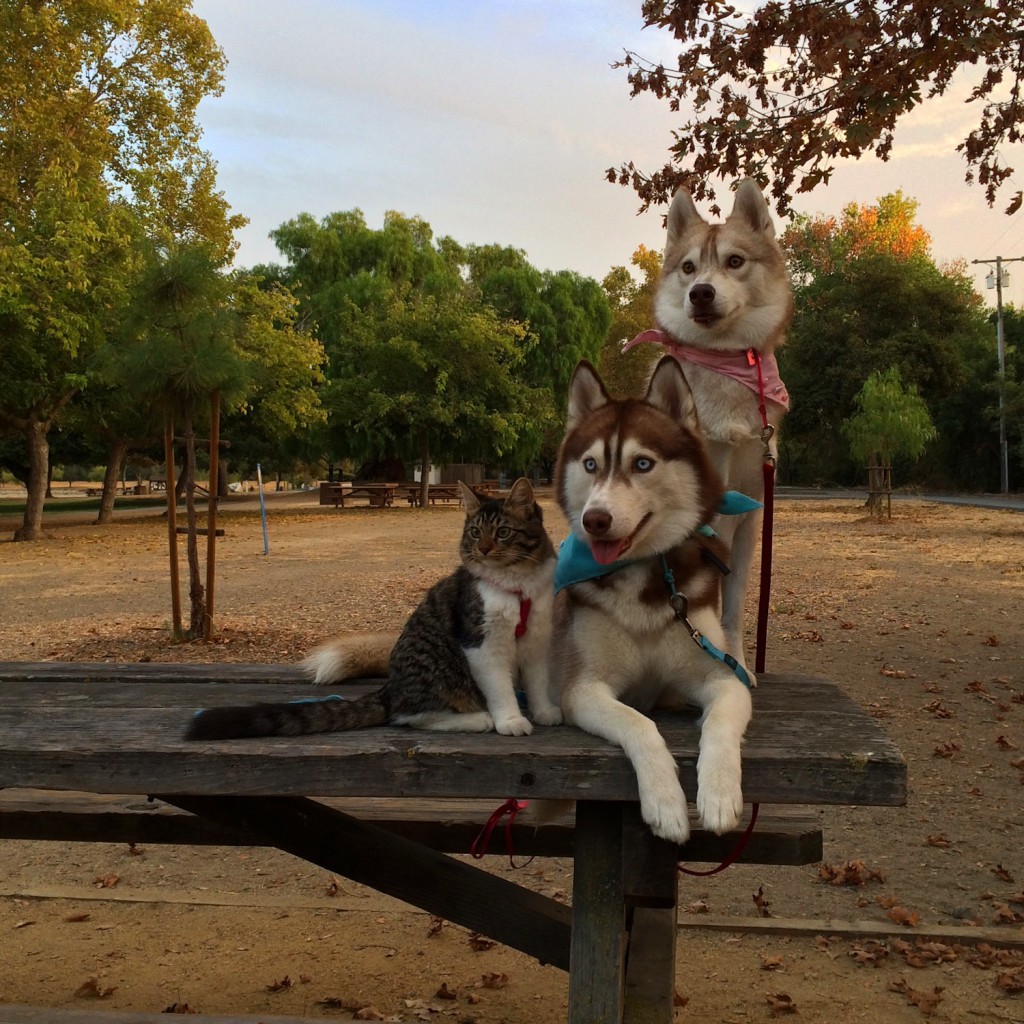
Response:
504,477,536,519
458,480,481,513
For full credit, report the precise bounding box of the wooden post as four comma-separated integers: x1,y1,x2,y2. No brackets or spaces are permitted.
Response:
163,411,182,637
204,391,220,641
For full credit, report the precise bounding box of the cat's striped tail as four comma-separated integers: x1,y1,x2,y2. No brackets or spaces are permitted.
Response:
184,691,387,740
303,631,398,683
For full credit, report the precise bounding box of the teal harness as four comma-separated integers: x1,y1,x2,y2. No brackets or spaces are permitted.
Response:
553,490,760,689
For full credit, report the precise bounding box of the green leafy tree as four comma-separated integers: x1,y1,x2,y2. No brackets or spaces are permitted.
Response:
0,0,236,541
609,1,1024,217
843,368,937,515
329,295,542,504
597,244,663,396
778,196,994,489
266,210,600,484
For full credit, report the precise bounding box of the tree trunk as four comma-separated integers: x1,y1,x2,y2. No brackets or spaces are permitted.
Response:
183,408,206,638
419,430,430,508
865,456,891,519
12,419,49,542
164,410,183,638
95,438,127,525
217,458,230,498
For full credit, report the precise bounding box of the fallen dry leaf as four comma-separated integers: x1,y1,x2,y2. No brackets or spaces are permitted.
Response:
63,913,90,923
435,982,458,1000
888,906,922,928
765,991,798,1015
818,860,886,886
889,978,943,1015
753,885,773,918
265,975,292,993
995,735,1018,750
480,972,508,990
468,932,496,951
162,1003,200,1015
933,740,961,759
74,977,117,999
93,874,119,889
925,834,951,848
761,955,785,971
992,864,1016,883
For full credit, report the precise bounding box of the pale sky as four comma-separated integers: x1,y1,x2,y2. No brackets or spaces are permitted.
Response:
191,0,1024,310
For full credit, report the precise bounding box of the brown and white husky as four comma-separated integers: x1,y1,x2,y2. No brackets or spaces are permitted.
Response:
550,357,754,845
625,179,792,670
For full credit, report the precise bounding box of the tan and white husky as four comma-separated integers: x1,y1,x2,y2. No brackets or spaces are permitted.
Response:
625,179,792,669
551,357,754,845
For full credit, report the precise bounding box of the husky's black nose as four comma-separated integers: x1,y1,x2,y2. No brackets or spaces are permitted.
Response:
689,283,716,308
582,509,612,536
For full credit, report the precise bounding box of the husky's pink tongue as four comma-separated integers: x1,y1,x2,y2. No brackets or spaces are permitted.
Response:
590,539,629,565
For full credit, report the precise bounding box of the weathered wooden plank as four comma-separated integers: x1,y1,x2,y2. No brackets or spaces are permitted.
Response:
0,714,906,807
0,791,823,865
0,1007,325,1024
0,668,907,807
569,801,627,1024
622,810,679,1024
0,661,308,684
677,914,1024,949
160,794,572,971
623,909,678,1024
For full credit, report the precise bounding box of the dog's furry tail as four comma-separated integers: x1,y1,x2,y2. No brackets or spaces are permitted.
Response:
303,631,399,683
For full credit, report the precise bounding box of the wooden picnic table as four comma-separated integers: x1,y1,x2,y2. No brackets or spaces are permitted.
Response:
0,662,906,1024
319,482,401,508
402,483,464,506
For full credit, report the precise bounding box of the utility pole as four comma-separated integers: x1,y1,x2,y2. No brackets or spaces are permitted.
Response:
972,255,1023,494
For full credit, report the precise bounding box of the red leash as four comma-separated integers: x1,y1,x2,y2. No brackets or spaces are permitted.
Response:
677,803,760,876
469,798,533,868
749,349,777,675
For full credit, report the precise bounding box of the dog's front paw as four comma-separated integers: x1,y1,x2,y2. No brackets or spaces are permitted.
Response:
696,774,744,835
494,715,534,737
531,704,563,726
640,786,690,845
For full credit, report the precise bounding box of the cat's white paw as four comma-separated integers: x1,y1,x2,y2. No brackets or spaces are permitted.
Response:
696,773,744,835
639,783,690,845
531,704,563,726
495,715,533,736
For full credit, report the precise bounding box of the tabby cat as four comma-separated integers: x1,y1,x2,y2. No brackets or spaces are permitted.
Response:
185,478,561,740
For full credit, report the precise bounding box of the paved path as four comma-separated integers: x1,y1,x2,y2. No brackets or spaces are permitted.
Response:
776,486,1024,513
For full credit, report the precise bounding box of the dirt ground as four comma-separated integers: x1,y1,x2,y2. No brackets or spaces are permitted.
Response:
1,491,1022,1022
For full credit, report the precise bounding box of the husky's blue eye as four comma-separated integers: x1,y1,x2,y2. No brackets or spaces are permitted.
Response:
634,456,654,473
583,457,598,473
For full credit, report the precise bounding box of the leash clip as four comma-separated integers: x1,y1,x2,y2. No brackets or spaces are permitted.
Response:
669,592,688,619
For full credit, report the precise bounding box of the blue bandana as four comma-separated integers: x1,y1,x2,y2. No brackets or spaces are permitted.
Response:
554,490,762,594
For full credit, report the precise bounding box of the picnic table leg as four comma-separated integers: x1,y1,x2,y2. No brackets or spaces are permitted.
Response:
622,809,679,1024
569,800,627,1024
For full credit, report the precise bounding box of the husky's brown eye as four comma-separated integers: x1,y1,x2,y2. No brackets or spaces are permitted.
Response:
727,254,745,269
681,260,695,274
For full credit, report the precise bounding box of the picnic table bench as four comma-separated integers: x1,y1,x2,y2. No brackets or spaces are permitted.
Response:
0,662,906,1024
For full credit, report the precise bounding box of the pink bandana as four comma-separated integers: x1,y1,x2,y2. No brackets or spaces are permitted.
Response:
623,329,790,410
